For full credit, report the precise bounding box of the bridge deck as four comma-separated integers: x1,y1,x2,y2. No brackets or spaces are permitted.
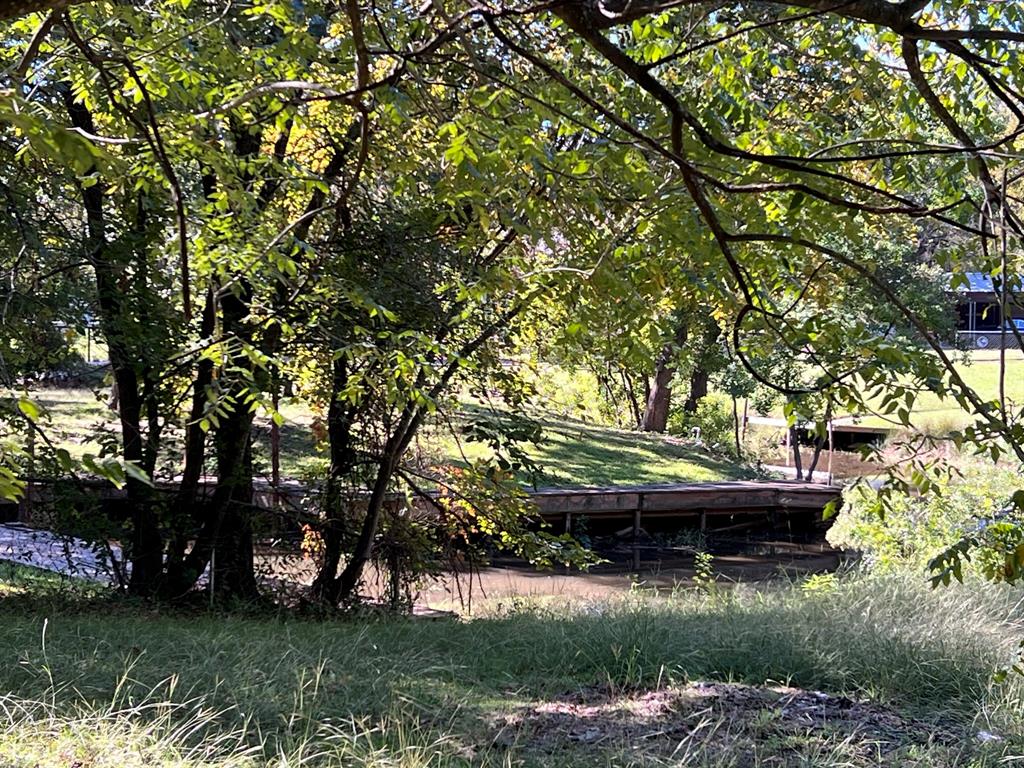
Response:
529,480,841,518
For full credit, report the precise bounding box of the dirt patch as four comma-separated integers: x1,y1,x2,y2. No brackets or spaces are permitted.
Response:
490,682,959,764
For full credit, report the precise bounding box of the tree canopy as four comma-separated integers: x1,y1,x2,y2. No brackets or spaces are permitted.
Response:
2,0,1024,602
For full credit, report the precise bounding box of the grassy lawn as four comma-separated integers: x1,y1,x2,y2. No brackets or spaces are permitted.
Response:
0,568,1022,766
22,388,749,487
437,407,751,487
516,417,748,486
749,350,1024,433
844,350,1024,431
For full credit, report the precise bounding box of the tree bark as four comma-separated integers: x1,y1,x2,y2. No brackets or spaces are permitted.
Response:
63,86,163,595
310,356,358,604
165,282,260,601
178,125,264,602
682,366,709,414
790,426,804,481
642,322,688,432
163,286,216,596
804,404,833,482
683,318,721,414
732,396,741,455
208,287,260,601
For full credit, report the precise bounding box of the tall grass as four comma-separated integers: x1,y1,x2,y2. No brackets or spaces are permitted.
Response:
1,572,1022,766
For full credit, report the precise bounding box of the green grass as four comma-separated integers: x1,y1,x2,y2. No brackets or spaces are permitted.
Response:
1,569,1023,766
0,562,69,596
22,388,748,487
829,350,1024,431
518,416,749,486
439,408,751,487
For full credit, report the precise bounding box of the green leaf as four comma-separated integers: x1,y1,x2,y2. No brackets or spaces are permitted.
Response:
17,398,39,420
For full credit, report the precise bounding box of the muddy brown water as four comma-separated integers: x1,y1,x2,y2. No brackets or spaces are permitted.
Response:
417,548,844,609
253,542,844,612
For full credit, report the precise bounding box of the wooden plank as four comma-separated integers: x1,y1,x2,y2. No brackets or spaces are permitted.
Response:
778,491,841,509
641,489,779,511
532,492,640,514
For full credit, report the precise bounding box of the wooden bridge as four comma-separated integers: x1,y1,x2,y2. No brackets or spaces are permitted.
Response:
529,480,842,570
532,480,840,519
7,477,842,545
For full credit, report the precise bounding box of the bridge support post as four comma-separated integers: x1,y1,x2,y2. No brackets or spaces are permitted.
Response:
632,494,643,572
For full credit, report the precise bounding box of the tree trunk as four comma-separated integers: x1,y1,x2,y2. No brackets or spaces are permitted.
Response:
163,166,221,596
732,396,741,456
683,367,709,414
804,404,833,482
619,368,643,429
336,453,396,603
790,426,804,481
163,287,216,596
683,319,721,414
336,400,428,604
63,87,163,595
642,322,688,432
180,126,264,601
170,287,260,601
211,429,258,600
310,356,358,604
642,358,674,432
208,287,260,601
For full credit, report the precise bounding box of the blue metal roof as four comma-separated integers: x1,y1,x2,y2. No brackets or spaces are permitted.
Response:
963,272,995,292
953,272,1021,293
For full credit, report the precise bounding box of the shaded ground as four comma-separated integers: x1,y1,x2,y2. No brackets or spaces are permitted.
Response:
492,682,963,765
1,567,1021,767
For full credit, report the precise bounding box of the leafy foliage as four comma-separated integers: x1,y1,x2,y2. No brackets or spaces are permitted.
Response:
829,464,1024,574
3,0,1024,607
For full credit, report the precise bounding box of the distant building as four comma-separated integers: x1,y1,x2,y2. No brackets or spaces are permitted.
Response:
953,272,1024,349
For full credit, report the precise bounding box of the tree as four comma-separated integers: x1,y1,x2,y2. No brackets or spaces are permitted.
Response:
4,0,1024,603
1,0,602,604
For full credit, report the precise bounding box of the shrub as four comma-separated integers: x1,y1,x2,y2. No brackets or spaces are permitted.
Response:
828,463,1022,571
670,393,736,452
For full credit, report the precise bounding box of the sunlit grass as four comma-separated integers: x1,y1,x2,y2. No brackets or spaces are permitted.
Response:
22,387,748,486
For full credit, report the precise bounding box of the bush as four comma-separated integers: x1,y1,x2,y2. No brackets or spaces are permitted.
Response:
669,393,736,452
828,463,1022,571
525,364,619,425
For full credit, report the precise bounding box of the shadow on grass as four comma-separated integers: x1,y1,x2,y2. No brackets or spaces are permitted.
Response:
0,575,1015,743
